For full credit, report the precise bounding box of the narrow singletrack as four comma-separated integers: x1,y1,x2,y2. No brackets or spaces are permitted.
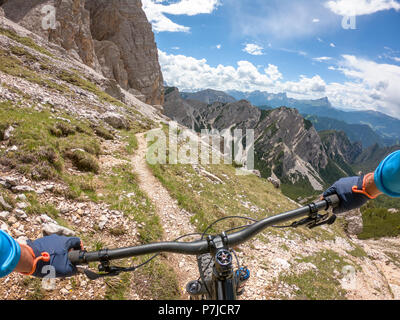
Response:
130,132,199,298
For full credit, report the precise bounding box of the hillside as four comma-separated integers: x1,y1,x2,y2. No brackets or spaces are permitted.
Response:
306,115,394,148
0,3,400,302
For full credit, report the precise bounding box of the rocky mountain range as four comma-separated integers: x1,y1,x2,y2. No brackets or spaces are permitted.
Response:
166,86,400,199
164,87,361,196
226,90,400,142
0,0,164,106
182,89,400,147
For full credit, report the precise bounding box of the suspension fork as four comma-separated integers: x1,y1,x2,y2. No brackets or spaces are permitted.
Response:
209,233,237,300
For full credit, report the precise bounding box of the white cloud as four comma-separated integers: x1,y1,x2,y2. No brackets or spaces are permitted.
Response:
330,43,336,47
328,55,400,116
159,50,277,91
312,18,320,22
142,0,220,32
325,0,400,16
159,50,400,118
265,64,283,81
216,44,222,49
313,56,333,62
243,43,265,56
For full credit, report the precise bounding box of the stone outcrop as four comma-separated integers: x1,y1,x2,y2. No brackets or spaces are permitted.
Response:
85,0,164,106
1,0,164,105
344,209,364,235
320,130,362,164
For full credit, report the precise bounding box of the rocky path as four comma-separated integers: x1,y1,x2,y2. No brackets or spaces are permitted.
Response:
130,132,199,298
128,131,400,301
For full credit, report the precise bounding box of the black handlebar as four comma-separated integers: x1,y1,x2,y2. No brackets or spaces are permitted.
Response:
68,194,340,265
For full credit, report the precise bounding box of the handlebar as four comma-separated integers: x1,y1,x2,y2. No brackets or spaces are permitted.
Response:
68,194,340,265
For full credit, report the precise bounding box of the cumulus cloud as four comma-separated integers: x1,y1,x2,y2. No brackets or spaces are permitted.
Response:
325,0,400,16
327,55,400,116
243,44,264,56
142,0,220,32
159,50,277,91
159,50,400,117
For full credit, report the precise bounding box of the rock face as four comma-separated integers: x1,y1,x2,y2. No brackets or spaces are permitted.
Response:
1,0,164,105
85,0,164,106
320,130,362,164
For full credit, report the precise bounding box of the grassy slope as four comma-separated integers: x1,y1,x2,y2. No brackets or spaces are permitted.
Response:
0,25,181,299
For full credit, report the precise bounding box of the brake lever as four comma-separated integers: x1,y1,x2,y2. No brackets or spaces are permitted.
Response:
291,213,336,229
83,266,127,280
308,214,337,229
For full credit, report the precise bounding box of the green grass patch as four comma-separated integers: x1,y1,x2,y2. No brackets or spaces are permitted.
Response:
121,129,139,155
277,250,349,300
0,49,68,93
0,101,101,180
57,70,126,107
104,272,132,300
134,255,181,300
358,206,400,240
101,164,162,243
0,27,53,57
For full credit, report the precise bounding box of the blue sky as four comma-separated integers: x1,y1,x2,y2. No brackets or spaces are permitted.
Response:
142,0,400,118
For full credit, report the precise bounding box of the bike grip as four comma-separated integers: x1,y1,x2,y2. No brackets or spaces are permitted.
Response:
325,194,340,209
68,250,83,265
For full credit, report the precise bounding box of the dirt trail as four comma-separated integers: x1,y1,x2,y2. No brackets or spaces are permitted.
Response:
129,132,400,301
130,132,199,298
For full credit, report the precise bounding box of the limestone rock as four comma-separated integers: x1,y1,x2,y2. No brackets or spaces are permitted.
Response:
85,0,164,105
42,222,76,237
268,177,281,189
0,195,12,211
1,0,163,104
101,111,130,130
344,209,364,235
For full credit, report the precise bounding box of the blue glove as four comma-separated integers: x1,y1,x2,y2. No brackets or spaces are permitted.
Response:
323,176,370,214
27,235,82,278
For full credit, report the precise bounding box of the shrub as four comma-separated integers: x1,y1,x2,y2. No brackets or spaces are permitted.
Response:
49,122,75,137
93,126,114,140
65,149,100,174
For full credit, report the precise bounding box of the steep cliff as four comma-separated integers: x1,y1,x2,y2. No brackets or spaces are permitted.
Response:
1,0,164,105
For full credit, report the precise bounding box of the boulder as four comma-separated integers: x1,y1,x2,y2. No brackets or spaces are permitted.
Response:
0,195,12,211
101,112,130,129
42,222,75,237
344,209,363,235
268,177,281,189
